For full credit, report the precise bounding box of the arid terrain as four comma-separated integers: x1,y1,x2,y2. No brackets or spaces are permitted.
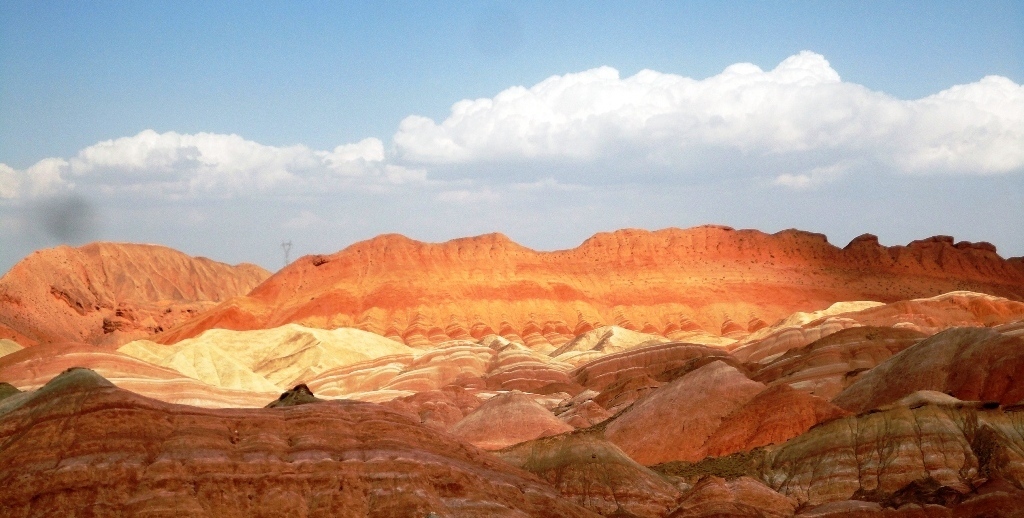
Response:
2,226,1024,517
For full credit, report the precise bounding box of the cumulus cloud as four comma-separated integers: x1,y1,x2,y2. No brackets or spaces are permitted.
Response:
0,160,70,199
893,76,1024,174
774,163,850,189
0,130,422,200
0,165,17,199
393,51,1024,179
2,51,1021,204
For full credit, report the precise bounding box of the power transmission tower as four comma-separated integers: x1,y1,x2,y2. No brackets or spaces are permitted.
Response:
281,241,292,267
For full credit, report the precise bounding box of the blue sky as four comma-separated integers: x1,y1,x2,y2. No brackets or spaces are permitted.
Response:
1,1,1022,273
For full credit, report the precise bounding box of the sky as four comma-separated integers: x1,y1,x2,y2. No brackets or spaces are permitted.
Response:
1,0,1022,274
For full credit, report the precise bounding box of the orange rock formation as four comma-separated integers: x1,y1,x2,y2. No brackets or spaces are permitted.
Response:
0,242,269,346
603,361,767,464
4,228,1024,517
153,227,1024,346
702,384,848,457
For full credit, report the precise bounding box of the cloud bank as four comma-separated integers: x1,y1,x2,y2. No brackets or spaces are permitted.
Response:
1,51,1022,202
394,51,1024,182
0,131,423,200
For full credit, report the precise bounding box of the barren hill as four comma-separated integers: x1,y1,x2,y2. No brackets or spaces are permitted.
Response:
0,242,270,346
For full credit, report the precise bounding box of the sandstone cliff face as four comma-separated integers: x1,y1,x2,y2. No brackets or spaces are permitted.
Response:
571,341,737,392
650,395,1024,514
2,312,1024,516
600,360,848,466
381,385,484,431
153,227,1024,346
996,319,1024,338
4,229,1024,517
812,291,1024,336
0,368,598,518
551,326,670,366
0,242,270,346
0,338,22,359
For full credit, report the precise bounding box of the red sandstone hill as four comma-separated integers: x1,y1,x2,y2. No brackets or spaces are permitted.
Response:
0,242,270,346
154,226,1024,346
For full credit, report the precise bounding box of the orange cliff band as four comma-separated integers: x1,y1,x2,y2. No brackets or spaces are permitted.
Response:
2,226,1022,349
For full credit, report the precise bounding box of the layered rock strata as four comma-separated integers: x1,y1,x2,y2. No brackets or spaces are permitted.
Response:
0,342,279,407
604,361,767,464
152,227,1024,346
498,432,682,517
451,391,575,450
0,368,597,517
833,327,1024,413
751,326,927,399
759,399,1024,508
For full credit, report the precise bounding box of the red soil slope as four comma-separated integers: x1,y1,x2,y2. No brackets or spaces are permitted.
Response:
0,242,270,346
155,226,1024,346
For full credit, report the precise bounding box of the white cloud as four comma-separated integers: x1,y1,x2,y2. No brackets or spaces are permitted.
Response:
773,173,816,189
393,51,1024,177
0,164,18,199
774,163,849,189
320,138,387,175
0,130,413,200
382,164,428,184
893,76,1024,174
0,160,71,199
2,51,1020,205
